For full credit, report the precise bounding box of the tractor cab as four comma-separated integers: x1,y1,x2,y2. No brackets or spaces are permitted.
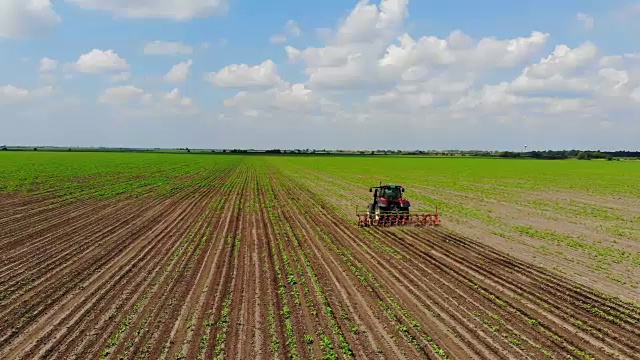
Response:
369,184,409,212
379,185,403,200
371,184,404,200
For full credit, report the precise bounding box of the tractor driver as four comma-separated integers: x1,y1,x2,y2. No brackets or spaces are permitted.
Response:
381,187,402,200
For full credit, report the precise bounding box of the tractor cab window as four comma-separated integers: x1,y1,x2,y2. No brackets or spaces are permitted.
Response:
381,188,402,200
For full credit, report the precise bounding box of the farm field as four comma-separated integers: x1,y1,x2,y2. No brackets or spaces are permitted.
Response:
1,152,639,360
269,156,640,300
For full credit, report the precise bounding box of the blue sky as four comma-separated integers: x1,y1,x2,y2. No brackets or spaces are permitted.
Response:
1,0,639,150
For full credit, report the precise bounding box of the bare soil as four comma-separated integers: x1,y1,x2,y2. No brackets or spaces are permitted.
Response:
1,165,638,360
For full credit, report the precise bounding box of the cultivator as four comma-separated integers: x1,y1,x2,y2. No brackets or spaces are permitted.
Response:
356,209,440,227
355,183,441,227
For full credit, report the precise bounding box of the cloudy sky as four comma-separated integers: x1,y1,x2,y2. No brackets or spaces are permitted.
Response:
1,0,639,150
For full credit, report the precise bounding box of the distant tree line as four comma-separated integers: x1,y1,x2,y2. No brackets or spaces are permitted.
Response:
493,150,640,160
576,151,613,161
2,146,639,160
495,150,576,159
604,150,640,158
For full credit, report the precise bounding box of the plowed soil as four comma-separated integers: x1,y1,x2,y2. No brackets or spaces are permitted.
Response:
1,161,638,360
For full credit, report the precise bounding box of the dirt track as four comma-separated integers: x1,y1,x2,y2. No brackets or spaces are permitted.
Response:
1,162,639,359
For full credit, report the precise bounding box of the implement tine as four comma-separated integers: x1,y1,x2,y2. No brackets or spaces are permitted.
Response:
356,209,439,227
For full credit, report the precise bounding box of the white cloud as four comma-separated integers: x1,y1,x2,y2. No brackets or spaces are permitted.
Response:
98,86,198,120
98,85,146,104
32,86,55,97
285,20,302,38
0,85,30,103
510,75,592,95
465,32,550,68
66,0,228,20
286,0,549,90
164,88,194,107
282,0,409,87
205,60,283,88
270,20,302,44
111,72,132,83
0,84,55,104
368,90,434,111
39,58,58,72
598,68,629,88
506,42,599,96
377,30,549,74
270,34,288,44
224,83,318,112
525,42,598,78
141,94,153,104
600,56,623,68
334,0,408,44
285,45,355,68
144,41,194,56
576,13,594,31
0,0,60,39
164,60,193,83
75,49,130,74
449,41,640,118
99,85,196,110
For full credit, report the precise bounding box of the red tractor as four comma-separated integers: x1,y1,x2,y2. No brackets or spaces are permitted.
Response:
368,184,410,218
356,184,440,227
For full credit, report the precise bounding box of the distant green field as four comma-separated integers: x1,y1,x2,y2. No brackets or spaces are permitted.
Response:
2,151,638,199
266,155,640,197
0,152,242,199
